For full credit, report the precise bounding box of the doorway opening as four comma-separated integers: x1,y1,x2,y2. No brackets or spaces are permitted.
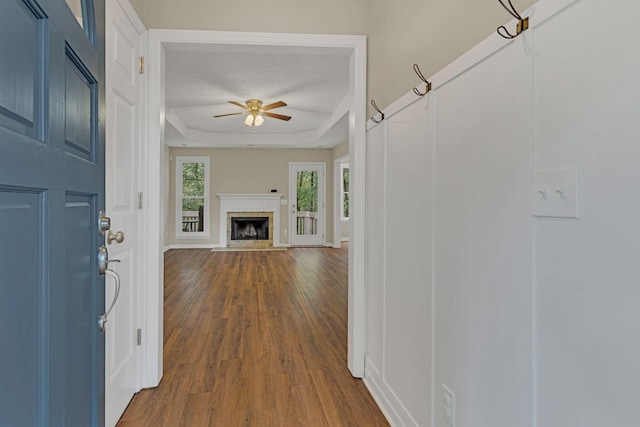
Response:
141,30,367,385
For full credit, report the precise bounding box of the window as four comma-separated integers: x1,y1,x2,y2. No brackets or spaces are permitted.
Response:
341,163,349,221
176,156,210,238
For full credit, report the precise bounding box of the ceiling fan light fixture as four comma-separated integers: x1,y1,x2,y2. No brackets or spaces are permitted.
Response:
214,99,290,129
244,112,264,128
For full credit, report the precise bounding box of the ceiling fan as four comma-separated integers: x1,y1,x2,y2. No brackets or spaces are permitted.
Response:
213,99,291,129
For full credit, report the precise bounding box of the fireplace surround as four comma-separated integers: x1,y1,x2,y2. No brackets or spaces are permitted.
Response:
217,194,283,248
226,212,273,248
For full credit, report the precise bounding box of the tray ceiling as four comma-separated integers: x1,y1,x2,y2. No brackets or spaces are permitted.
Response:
163,43,352,148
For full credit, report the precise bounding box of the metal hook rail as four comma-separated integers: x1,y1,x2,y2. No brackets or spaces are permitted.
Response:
370,100,384,123
412,64,433,97
496,0,529,39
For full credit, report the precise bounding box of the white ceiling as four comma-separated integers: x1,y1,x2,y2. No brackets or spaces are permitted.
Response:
163,43,352,149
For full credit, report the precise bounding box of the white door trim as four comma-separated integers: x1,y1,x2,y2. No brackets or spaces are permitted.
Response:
145,30,367,380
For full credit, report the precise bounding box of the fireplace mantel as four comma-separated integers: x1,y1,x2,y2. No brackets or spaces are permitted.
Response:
216,194,283,247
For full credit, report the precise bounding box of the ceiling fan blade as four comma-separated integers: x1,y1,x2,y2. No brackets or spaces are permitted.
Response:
213,112,245,118
228,101,249,110
262,101,287,111
264,112,292,121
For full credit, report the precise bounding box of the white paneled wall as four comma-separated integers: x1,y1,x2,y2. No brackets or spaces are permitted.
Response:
365,122,385,374
384,98,434,427
363,0,640,426
534,0,640,426
434,32,534,427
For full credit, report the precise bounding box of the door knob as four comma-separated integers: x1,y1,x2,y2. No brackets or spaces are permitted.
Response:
107,230,125,244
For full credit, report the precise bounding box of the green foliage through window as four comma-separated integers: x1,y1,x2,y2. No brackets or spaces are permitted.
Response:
177,157,208,234
182,162,205,197
296,171,318,212
342,166,349,218
182,199,204,211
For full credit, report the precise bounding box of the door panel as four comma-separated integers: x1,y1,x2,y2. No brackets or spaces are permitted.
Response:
0,189,43,427
289,163,325,246
0,0,44,138
0,0,106,425
49,193,97,426
105,0,142,424
64,49,97,160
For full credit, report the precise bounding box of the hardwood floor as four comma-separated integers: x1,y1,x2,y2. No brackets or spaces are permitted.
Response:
117,246,389,426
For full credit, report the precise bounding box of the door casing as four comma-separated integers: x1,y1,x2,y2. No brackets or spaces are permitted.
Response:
143,30,367,381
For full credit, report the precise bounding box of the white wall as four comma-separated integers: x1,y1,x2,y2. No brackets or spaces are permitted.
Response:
364,0,640,425
166,147,336,247
128,0,537,114
433,33,533,427
534,0,640,425
366,98,435,426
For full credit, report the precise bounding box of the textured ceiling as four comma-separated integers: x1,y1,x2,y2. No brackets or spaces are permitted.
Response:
163,43,351,148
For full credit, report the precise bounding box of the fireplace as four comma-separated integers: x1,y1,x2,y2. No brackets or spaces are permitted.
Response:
231,217,269,241
217,194,283,248
227,211,274,248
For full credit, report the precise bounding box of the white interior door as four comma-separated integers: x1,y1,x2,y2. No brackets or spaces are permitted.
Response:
289,162,325,246
105,0,144,425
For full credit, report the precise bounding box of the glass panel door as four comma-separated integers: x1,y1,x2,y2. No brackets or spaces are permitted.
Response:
289,163,325,246
296,169,319,236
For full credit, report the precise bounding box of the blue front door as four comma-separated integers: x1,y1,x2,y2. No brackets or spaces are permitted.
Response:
0,0,106,425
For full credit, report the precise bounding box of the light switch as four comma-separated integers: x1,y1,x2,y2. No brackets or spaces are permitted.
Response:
533,167,579,218
281,198,288,205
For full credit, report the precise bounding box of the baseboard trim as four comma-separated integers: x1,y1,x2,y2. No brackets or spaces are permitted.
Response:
165,243,218,250
363,359,419,427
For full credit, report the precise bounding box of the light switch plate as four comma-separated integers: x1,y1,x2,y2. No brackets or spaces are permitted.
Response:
442,384,455,426
533,167,579,218
281,198,288,205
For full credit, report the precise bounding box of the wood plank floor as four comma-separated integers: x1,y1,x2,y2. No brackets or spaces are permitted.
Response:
117,245,389,426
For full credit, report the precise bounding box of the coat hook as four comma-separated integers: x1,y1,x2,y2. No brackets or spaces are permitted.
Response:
496,0,529,39
412,64,433,97
370,100,384,123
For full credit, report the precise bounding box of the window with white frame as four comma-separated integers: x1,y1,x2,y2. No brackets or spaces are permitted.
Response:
175,156,210,238
341,163,349,221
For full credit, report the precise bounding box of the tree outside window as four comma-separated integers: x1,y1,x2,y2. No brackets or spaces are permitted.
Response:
176,156,209,237
296,170,318,212
341,164,349,220
182,162,205,211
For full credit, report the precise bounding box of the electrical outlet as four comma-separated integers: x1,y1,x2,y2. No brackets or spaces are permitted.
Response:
442,384,455,426
283,228,288,236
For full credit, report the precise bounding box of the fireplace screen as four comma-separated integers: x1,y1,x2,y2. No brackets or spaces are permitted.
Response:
230,217,269,240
